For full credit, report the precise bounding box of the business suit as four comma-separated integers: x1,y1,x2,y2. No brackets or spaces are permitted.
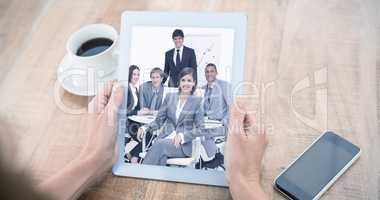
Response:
201,79,232,157
139,81,164,110
163,46,197,87
126,84,140,116
142,92,204,166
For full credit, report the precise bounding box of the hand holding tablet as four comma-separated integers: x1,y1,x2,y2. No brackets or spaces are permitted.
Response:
225,97,269,200
37,81,124,199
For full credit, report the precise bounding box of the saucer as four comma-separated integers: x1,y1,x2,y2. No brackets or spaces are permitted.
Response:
57,54,117,96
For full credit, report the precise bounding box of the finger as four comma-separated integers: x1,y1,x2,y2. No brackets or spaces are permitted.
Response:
228,97,246,136
245,110,267,141
225,138,242,175
88,80,115,114
100,96,107,105
96,97,108,113
256,127,268,146
224,170,231,184
104,82,124,126
244,116,269,149
226,98,251,165
244,112,257,136
106,82,124,110
100,80,115,99
113,142,119,164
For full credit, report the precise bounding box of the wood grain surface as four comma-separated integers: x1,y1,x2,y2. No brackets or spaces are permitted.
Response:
0,0,379,199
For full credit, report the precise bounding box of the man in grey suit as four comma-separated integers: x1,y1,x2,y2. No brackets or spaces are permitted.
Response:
138,67,165,115
201,63,232,158
138,92,204,166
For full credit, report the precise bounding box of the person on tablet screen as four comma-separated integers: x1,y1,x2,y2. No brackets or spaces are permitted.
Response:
137,67,204,166
126,65,141,116
200,63,232,161
163,29,197,87
125,65,142,163
138,67,165,115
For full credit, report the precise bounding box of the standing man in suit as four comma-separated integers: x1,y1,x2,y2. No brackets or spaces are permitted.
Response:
201,63,232,158
163,29,197,87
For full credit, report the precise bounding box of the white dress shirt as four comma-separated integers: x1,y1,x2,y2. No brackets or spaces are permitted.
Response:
175,98,186,121
173,45,184,65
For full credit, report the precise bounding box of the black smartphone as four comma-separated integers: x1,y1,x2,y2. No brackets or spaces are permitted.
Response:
274,131,361,200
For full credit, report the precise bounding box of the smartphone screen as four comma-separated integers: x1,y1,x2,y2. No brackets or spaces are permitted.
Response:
275,132,360,200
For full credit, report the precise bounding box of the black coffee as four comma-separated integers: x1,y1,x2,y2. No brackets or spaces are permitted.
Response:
76,37,113,57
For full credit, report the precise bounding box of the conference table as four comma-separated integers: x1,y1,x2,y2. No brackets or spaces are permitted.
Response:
128,115,156,125
128,115,224,129
0,0,379,199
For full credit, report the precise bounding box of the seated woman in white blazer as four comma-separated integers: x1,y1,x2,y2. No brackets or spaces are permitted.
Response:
137,67,204,166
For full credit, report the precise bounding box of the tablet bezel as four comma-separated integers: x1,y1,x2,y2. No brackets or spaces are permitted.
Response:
113,11,247,187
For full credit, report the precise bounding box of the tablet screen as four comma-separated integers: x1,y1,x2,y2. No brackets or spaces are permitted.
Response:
114,11,248,186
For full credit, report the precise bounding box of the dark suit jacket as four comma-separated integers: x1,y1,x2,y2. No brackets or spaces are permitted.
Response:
163,46,197,87
126,84,140,116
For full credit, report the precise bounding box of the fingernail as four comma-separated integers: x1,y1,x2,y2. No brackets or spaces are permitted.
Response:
114,82,120,89
112,83,121,93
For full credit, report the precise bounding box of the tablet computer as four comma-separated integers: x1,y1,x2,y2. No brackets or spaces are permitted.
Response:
112,11,247,186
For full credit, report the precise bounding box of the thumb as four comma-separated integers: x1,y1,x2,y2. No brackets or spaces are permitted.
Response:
104,82,124,126
107,82,124,110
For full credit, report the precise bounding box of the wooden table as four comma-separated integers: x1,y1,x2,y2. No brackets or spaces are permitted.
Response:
0,0,379,199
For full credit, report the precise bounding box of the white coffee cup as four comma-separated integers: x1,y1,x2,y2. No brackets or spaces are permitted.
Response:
66,24,118,77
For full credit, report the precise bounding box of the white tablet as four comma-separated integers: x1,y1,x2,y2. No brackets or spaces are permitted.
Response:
113,11,247,187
